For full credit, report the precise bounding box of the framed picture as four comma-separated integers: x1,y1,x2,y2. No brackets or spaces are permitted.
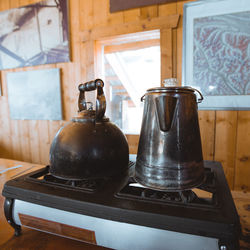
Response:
182,0,250,110
0,74,2,96
0,0,70,70
7,68,62,120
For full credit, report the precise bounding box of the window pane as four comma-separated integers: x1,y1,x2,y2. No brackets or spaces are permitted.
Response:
104,45,160,134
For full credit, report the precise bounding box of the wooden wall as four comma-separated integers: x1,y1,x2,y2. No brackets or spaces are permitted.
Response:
0,0,249,191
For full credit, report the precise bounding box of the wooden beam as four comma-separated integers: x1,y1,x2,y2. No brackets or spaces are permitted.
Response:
104,39,160,54
110,0,182,13
82,14,180,42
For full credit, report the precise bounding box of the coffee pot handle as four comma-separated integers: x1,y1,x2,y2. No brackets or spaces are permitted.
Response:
192,88,203,103
78,79,106,120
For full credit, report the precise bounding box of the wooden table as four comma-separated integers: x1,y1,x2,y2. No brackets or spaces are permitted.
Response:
0,158,250,249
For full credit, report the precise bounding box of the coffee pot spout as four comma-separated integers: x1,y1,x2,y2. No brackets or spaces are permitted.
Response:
155,95,178,132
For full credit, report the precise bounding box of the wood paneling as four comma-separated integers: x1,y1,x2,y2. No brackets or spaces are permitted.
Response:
140,6,158,19
198,111,216,161
235,111,250,191
79,0,93,31
123,8,141,23
158,2,176,16
0,0,249,191
214,111,238,189
161,28,173,81
0,71,13,159
29,120,40,163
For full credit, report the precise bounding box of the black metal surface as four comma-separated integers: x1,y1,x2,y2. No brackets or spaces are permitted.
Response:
135,86,204,191
49,79,129,180
4,198,22,236
2,161,240,248
117,168,217,208
27,166,107,192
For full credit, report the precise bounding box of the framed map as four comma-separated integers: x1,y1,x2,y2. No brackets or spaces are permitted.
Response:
182,0,250,110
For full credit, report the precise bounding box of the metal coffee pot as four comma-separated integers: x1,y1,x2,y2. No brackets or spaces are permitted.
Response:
135,86,204,191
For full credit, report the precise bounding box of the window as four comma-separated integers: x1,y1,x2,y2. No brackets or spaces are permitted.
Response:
101,30,160,134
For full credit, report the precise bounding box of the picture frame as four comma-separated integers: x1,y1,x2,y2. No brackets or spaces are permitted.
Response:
0,75,2,96
182,0,250,110
7,68,62,120
0,0,70,70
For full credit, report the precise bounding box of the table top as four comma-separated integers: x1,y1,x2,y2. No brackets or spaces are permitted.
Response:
0,158,250,249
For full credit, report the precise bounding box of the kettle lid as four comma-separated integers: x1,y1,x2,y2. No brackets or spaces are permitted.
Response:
72,109,109,123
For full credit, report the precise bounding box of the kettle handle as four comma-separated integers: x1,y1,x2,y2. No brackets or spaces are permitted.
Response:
78,79,106,120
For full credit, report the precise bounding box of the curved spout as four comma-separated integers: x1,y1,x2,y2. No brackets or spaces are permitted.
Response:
155,95,178,132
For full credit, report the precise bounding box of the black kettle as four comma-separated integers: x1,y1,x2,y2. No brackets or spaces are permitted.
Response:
49,79,129,180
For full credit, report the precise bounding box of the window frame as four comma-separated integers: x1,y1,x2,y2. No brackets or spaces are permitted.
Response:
82,14,180,151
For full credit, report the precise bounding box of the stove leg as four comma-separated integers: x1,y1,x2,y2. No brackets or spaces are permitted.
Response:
4,198,22,236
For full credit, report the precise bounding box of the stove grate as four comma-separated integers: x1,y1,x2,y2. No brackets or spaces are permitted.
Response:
26,166,105,192
25,161,135,193
116,168,218,208
43,174,103,192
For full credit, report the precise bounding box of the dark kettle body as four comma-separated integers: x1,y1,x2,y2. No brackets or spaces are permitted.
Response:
49,79,129,180
135,87,204,191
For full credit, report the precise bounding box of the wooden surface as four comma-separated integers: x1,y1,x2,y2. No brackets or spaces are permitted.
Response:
19,213,97,244
0,158,250,249
109,0,182,13
0,0,250,194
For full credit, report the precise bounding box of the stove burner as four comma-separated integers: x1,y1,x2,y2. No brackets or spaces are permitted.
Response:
116,168,218,207
141,189,197,203
43,174,102,191
26,161,135,193
26,166,105,192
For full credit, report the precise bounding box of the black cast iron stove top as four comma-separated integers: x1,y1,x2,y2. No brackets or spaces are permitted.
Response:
2,161,241,249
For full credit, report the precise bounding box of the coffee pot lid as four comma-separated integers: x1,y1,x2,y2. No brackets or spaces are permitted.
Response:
147,86,196,93
142,86,203,103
